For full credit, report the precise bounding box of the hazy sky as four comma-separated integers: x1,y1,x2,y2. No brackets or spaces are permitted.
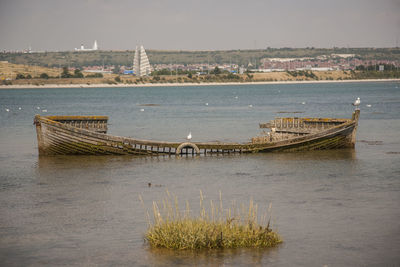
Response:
1,0,399,51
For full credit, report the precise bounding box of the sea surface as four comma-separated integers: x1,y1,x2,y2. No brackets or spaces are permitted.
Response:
0,82,399,266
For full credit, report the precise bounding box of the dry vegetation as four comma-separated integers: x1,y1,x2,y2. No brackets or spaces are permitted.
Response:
142,191,282,250
0,61,61,79
0,61,115,85
249,71,351,81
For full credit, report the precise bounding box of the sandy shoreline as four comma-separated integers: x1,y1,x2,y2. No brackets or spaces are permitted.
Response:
1,78,399,89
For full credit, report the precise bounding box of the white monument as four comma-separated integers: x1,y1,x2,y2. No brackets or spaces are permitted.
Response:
133,45,152,76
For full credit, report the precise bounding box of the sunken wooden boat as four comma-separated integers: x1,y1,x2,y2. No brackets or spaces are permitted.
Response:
34,110,360,156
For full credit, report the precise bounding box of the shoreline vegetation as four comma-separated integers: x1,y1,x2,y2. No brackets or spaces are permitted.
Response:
1,78,399,89
141,191,282,250
1,61,399,89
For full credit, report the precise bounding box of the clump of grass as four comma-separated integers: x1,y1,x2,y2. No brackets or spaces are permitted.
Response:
140,190,282,250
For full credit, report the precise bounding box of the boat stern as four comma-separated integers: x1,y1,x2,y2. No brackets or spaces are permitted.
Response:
347,109,360,148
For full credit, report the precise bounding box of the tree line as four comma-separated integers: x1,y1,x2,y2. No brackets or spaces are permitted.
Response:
2,48,399,69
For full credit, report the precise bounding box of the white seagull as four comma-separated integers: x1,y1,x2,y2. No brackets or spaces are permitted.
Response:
352,97,361,108
187,132,192,141
5,108,10,112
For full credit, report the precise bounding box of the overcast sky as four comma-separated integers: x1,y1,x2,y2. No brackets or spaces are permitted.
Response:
0,0,399,51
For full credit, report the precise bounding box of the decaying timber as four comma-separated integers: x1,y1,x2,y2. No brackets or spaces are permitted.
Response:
34,110,360,156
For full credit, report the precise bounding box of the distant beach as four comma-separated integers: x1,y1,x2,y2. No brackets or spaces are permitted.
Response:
1,78,399,89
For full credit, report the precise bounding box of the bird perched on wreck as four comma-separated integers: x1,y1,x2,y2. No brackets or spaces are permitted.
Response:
352,97,361,109
187,132,192,140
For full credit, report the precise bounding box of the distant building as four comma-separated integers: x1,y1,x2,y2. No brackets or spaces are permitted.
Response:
331,54,355,58
124,70,134,75
266,57,312,62
75,40,98,51
133,45,152,76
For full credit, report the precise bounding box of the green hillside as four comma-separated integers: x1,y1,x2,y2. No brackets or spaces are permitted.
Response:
1,47,399,68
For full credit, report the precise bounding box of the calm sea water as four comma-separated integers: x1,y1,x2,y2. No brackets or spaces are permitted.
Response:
0,82,399,266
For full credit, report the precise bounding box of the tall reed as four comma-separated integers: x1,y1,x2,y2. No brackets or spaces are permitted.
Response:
140,190,282,250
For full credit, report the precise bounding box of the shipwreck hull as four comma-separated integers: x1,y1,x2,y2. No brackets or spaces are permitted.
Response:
34,110,359,156
256,124,356,152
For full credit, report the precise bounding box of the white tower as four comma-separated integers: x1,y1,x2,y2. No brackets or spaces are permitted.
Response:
133,46,140,76
139,46,151,76
133,45,152,76
93,40,98,50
